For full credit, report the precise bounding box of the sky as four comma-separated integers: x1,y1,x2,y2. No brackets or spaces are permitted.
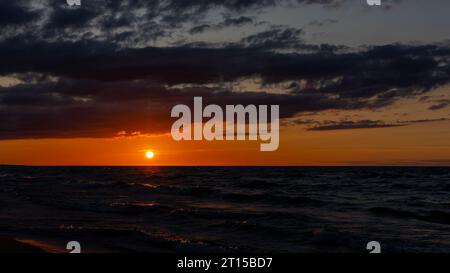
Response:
0,0,449,166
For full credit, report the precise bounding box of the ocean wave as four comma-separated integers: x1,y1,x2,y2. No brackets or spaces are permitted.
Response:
370,207,450,225
2,166,450,252
221,192,326,206
211,220,292,236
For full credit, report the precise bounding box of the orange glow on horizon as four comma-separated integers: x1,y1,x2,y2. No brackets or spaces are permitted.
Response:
0,119,449,166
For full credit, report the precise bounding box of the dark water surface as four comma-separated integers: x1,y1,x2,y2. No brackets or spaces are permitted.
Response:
1,166,450,253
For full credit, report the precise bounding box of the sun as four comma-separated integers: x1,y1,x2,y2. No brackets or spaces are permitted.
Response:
145,151,155,159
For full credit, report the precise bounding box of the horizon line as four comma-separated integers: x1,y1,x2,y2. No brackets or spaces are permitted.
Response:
1,164,449,168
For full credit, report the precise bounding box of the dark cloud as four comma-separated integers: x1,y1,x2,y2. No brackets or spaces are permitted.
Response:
189,16,254,34
2,37,449,92
305,118,449,131
0,0,40,26
239,27,305,50
0,78,372,139
46,6,99,29
404,118,449,123
189,24,213,35
429,100,450,110
162,0,277,13
0,38,450,139
289,44,450,102
308,120,403,131
0,0,440,140
0,0,396,43
0,0,404,50
221,16,254,27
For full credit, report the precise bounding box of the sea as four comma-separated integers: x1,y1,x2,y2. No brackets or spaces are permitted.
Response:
0,166,449,253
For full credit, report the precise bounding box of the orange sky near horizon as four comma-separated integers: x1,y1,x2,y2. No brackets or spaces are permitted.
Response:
1,83,449,167
1,119,449,166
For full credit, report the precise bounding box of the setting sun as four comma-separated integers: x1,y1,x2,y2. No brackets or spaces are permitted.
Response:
145,151,155,159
